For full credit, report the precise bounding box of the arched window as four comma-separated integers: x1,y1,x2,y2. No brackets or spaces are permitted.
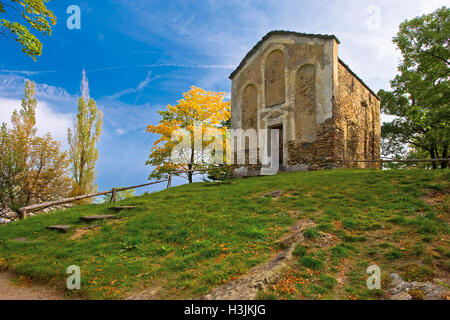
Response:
295,64,317,142
242,84,258,130
265,50,285,107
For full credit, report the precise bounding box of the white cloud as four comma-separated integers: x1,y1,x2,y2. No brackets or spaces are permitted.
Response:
114,0,449,93
0,97,73,143
108,71,160,100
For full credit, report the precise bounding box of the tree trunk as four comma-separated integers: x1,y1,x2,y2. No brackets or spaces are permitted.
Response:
430,149,437,169
188,163,193,183
189,145,194,183
441,144,448,169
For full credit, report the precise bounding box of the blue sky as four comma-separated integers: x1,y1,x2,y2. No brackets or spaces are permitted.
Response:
0,0,448,193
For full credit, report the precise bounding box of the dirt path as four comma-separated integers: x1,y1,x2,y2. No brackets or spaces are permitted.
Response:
0,272,64,300
204,219,315,300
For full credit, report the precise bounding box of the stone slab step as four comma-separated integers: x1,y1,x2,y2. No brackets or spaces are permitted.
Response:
46,225,71,233
108,206,136,212
79,215,117,222
263,190,284,198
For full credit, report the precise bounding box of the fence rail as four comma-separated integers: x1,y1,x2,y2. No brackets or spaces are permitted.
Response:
15,167,231,219
18,179,169,219
340,158,450,163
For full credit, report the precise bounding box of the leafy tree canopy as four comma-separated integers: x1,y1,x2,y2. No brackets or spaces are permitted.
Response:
0,81,71,220
146,86,230,183
378,6,449,169
0,0,56,60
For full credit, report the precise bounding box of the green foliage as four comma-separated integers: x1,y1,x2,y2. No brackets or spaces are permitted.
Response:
205,166,233,181
378,7,449,169
319,274,337,290
299,256,324,270
303,227,320,239
0,0,56,60
0,81,70,219
385,248,404,260
293,244,308,257
67,73,103,201
330,244,352,258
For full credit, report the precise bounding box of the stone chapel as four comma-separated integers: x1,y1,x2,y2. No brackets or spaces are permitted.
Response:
229,31,381,176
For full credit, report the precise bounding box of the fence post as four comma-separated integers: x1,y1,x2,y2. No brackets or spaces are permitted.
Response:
167,174,172,189
110,188,117,203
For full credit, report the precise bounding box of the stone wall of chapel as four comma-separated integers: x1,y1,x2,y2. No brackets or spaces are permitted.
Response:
335,61,381,169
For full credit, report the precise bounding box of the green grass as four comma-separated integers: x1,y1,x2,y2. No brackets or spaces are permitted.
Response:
0,169,449,300
293,245,308,257
299,256,324,270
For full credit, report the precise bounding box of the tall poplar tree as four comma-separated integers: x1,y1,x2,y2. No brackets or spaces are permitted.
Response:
67,71,103,199
11,79,37,175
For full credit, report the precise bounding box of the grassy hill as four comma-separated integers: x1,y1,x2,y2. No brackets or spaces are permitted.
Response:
0,169,449,299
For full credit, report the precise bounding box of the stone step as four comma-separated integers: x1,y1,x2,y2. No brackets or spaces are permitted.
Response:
46,225,71,233
79,215,117,222
263,190,284,198
108,206,136,212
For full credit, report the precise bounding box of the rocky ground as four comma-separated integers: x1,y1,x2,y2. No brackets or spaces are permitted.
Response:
0,203,72,224
386,273,449,300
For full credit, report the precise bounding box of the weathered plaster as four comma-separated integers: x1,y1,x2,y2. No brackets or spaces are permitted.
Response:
230,31,380,174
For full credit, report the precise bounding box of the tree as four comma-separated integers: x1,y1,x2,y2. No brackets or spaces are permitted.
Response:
0,81,71,220
12,79,37,171
67,72,103,200
146,86,230,183
0,0,56,60
378,6,449,169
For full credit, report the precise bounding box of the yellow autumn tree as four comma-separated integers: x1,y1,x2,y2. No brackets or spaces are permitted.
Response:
146,86,230,183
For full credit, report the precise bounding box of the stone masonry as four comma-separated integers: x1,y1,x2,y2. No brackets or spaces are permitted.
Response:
229,31,381,175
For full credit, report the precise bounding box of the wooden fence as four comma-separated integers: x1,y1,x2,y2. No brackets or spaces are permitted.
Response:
18,180,169,219
16,167,232,219
341,158,450,164
15,159,448,219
